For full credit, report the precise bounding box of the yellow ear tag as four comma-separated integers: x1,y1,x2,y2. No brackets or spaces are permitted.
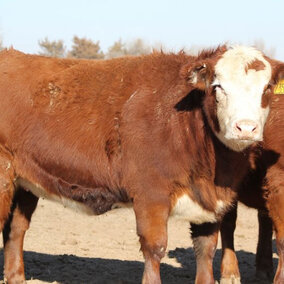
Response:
274,79,284,94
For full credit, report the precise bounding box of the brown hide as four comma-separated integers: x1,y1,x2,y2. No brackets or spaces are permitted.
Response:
0,47,280,283
0,48,248,216
0,50,190,210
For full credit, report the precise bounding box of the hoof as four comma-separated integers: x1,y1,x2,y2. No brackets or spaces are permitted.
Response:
3,276,26,284
220,276,241,284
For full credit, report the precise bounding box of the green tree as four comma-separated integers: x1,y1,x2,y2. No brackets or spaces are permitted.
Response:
38,37,66,58
107,38,127,58
68,36,104,59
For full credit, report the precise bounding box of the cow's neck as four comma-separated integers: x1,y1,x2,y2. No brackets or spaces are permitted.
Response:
172,108,250,213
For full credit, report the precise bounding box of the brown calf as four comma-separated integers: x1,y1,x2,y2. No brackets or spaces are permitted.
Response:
0,46,281,283
220,73,284,283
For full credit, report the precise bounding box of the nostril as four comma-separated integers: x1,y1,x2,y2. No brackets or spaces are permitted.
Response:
252,126,257,132
236,124,242,132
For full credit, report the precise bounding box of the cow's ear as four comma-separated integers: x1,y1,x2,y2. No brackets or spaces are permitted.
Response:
180,61,212,90
273,63,284,95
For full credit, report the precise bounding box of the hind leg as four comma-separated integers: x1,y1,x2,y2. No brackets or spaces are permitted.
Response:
3,187,38,284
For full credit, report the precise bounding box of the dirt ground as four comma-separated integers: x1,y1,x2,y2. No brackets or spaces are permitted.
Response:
0,199,278,284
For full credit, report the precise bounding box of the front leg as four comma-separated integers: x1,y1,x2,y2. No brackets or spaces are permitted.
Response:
134,197,170,284
255,209,273,280
220,204,241,284
191,222,219,284
264,166,284,284
220,205,273,283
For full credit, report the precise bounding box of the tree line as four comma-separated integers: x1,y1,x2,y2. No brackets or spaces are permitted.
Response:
0,35,152,59
38,36,152,59
0,35,276,59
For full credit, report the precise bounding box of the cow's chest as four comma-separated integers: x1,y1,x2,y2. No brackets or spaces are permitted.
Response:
170,194,227,224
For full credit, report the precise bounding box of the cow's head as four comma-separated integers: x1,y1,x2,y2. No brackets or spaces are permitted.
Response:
181,45,282,151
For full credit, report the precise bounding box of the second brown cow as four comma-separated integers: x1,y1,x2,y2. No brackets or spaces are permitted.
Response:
220,74,284,283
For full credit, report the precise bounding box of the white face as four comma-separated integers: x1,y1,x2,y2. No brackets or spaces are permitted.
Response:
213,46,272,151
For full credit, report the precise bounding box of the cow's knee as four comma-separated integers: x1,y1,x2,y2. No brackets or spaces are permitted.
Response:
136,205,169,259
139,235,167,261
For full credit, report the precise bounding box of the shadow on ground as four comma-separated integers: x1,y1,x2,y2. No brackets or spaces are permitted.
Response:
0,245,278,284
168,243,278,284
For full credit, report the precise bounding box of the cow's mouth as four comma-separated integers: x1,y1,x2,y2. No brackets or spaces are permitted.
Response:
236,137,259,141
224,132,263,142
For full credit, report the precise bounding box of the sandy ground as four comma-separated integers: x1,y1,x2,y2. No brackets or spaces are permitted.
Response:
0,200,278,284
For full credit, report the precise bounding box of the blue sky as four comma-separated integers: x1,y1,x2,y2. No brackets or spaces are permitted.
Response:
0,0,283,60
